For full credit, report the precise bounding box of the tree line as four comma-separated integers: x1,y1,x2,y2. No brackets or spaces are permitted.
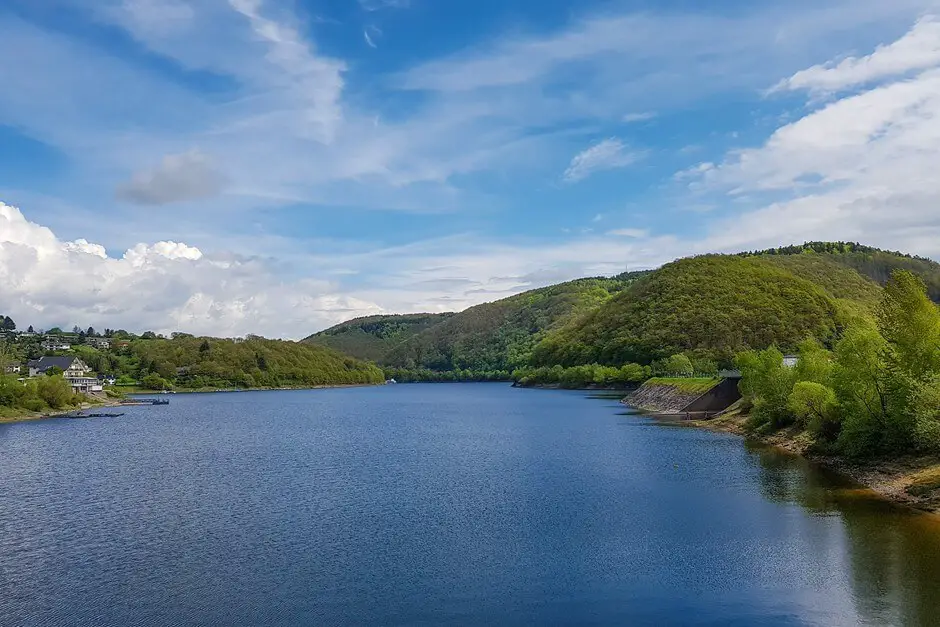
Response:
736,270,940,457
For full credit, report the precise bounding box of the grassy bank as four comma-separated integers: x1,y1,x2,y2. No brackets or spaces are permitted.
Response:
0,397,115,424
643,377,720,394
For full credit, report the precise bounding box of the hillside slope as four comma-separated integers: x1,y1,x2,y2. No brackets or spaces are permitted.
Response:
531,255,845,367
305,243,940,374
741,242,940,301
383,277,637,371
303,313,454,363
71,335,386,389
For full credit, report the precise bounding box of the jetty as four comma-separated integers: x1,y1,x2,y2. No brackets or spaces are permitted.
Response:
119,398,170,406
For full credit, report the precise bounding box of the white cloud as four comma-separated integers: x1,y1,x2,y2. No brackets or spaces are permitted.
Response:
623,112,657,123
359,0,410,11
772,15,940,94
118,0,194,35
607,228,649,238
116,150,226,205
0,201,384,338
684,17,940,256
364,29,377,48
563,138,641,182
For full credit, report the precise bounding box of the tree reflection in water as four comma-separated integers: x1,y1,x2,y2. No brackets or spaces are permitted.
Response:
747,441,940,627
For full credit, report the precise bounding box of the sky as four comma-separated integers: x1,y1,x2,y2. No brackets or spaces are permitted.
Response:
2,0,940,338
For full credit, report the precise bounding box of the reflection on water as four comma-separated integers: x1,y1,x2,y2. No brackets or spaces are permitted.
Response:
748,441,940,627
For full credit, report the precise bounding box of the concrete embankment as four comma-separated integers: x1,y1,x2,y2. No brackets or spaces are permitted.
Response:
624,378,740,415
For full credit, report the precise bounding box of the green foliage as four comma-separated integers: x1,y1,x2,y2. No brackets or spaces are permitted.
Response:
383,368,510,383
643,377,720,395
0,374,82,413
653,354,694,377
534,256,842,367
36,375,75,409
383,278,633,372
737,270,940,458
735,347,797,430
512,363,650,388
740,241,940,301
126,336,385,389
305,313,455,363
141,373,172,390
788,381,838,438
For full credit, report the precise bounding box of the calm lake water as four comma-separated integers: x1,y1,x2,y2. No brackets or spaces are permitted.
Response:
1,384,939,626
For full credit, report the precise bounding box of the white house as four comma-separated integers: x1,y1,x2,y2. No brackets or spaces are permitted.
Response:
27,356,101,392
3,362,22,375
41,339,71,352
88,337,111,349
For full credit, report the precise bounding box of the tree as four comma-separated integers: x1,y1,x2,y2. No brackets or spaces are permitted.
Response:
27,325,34,334
141,373,171,390
141,331,157,340
37,375,74,409
199,339,211,354
788,381,839,440
736,347,797,429
1,316,15,331
86,327,97,337
44,366,64,377
832,324,891,457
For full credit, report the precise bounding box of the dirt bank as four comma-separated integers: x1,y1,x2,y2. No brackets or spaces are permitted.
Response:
688,409,940,516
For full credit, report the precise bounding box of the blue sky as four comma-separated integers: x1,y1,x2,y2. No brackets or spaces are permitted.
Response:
2,0,940,337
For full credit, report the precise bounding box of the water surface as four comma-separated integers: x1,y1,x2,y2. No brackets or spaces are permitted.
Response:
1,384,938,626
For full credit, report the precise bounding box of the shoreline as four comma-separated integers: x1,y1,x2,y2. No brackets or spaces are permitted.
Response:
681,410,940,516
0,383,383,425
0,397,123,425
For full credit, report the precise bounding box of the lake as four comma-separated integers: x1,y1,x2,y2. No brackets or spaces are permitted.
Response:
1,384,939,626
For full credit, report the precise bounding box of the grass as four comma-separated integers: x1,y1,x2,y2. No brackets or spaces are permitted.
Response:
907,465,940,497
643,377,721,395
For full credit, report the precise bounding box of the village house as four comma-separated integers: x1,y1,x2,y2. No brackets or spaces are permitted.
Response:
3,362,22,375
41,338,71,352
27,356,102,393
87,337,112,349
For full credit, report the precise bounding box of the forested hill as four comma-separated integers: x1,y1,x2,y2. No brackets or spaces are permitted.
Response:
72,335,386,389
303,313,454,363
739,242,940,301
304,242,940,374
381,277,635,372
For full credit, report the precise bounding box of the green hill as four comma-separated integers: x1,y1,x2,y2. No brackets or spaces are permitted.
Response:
304,313,454,363
305,242,940,374
532,245,940,368
383,277,638,371
531,255,846,367
71,335,386,389
740,242,940,301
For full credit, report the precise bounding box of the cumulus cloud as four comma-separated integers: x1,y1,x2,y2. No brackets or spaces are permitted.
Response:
116,150,226,205
0,201,384,338
772,16,940,94
563,138,642,183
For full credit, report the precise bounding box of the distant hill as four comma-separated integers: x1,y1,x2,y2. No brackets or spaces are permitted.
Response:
306,243,940,372
382,277,637,372
303,313,455,363
740,242,940,301
69,335,386,389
